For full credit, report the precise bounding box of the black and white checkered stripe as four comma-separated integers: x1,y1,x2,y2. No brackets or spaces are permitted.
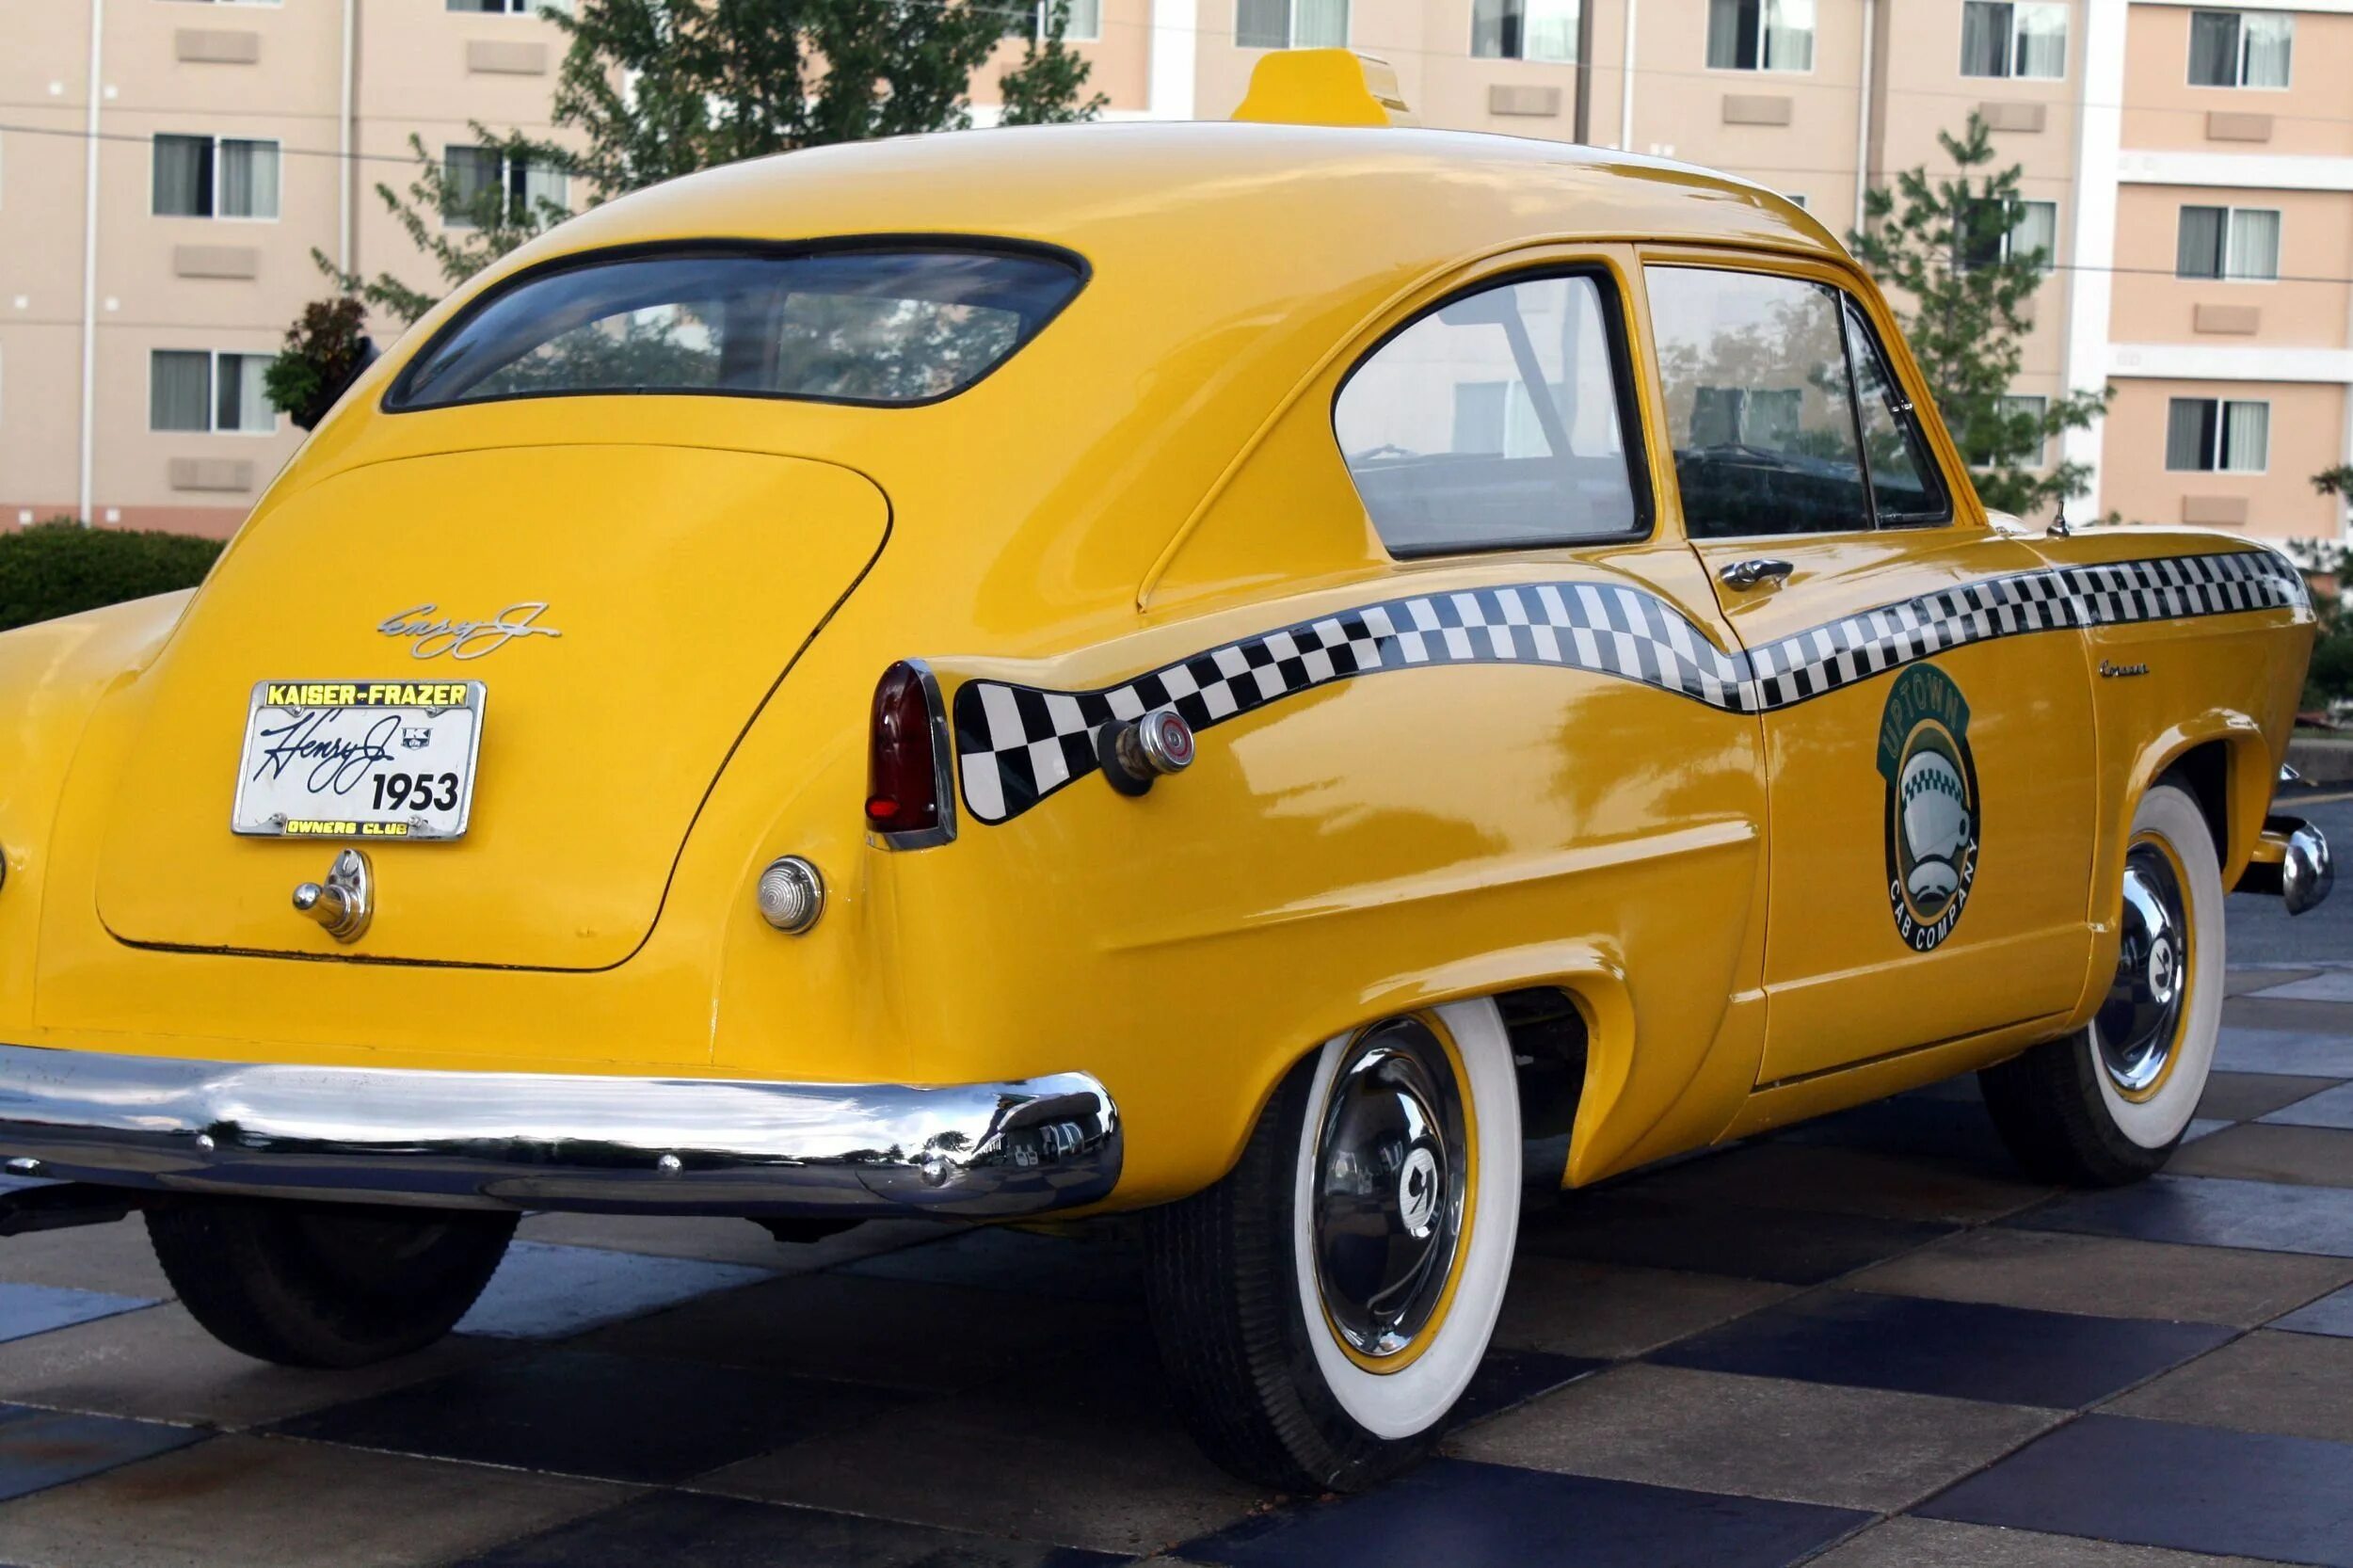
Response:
952,548,2305,825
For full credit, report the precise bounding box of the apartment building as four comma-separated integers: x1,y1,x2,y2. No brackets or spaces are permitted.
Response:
5,0,2349,542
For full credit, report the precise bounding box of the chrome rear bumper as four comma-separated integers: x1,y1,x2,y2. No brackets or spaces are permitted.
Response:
0,1045,1120,1219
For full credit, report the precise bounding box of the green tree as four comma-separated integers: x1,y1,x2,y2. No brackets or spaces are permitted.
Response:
2281,516,2352,712
1849,113,2109,519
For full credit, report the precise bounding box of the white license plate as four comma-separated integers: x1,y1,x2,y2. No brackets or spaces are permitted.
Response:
232,680,486,840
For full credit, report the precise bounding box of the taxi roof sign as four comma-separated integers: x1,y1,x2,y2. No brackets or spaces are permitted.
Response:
1231,49,1416,129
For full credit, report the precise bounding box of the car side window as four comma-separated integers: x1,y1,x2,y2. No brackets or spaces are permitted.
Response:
1645,265,1871,539
1334,273,1645,557
1842,300,1952,526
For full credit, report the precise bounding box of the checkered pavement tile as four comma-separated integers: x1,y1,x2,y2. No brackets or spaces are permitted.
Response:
0,1403,203,1505
1809,1515,2288,1566
1840,1228,2353,1327
2170,1124,2353,1188
0,1281,152,1344
2213,1029,2353,1078
1176,1458,1867,1567
454,1241,771,1339
2275,1285,2353,1339
2017,1174,2353,1258
2106,1330,2353,1446
1921,1416,2353,1567
2259,1082,2353,1130
1646,1290,2233,1408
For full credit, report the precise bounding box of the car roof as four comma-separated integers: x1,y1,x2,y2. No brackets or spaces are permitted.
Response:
504,120,1843,287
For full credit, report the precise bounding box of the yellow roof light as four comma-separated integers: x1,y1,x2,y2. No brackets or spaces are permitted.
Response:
1231,49,1416,129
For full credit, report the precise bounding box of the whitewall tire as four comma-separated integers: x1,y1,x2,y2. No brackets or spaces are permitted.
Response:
1145,1000,1522,1491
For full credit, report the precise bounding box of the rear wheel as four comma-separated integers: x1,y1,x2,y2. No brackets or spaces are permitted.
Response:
1980,781,2223,1186
1144,1000,1520,1493
147,1197,515,1368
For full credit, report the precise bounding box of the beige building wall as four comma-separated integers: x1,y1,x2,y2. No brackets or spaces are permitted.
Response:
6,0,2350,546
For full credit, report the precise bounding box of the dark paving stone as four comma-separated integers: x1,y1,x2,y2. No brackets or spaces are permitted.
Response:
0,1283,154,1345
2276,1285,2353,1338
2263,1081,2353,1130
2226,968,2323,999
1613,1142,2050,1224
1178,1457,1865,1568
1519,1192,1953,1286
269,1349,912,1485
2214,1026,2353,1076
456,1242,771,1339
1774,1096,2018,1174
2198,1070,2343,1123
0,1403,204,1503
2109,1329,2353,1445
450,1492,1123,1567
1921,1415,2353,1566
2017,1174,2353,1258
1811,1513,2290,1566
1448,1347,1607,1429
2169,1124,2353,1188
2225,1000,2353,1037
1647,1290,2232,1408
837,1223,1143,1304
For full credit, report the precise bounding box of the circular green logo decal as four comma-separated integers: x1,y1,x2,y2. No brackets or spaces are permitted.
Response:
1875,664,1981,952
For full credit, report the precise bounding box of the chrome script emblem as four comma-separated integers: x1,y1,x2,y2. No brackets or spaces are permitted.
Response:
377,602,562,661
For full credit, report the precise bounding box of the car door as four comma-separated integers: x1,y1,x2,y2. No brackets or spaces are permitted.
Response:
1637,252,2097,1087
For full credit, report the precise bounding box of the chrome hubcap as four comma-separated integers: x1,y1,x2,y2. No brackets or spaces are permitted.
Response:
1311,1019,1466,1361
2097,843,2190,1095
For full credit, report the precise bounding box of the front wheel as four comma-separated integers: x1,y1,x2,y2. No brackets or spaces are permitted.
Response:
1979,780,2223,1186
1144,1000,1521,1493
147,1197,516,1368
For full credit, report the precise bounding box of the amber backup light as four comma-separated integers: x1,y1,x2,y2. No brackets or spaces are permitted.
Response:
866,660,950,843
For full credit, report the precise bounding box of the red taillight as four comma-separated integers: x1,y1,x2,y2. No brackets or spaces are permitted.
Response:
867,661,941,835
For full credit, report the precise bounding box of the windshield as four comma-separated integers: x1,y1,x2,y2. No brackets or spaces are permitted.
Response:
388,245,1084,411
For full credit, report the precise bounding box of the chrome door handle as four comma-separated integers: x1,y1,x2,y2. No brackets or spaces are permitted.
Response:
1719,558,1795,591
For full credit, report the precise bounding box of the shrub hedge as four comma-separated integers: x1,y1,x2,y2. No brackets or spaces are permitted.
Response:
0,520,224,634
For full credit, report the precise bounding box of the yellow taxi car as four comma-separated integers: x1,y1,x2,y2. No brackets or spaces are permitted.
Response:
0,53,2331,1493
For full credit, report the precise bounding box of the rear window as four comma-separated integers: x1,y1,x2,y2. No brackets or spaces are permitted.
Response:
387,245,1084,412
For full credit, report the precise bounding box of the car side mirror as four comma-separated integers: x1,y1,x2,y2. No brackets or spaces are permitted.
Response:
292,338,380,432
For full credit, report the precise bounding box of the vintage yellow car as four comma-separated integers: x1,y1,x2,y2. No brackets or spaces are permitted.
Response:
0,52,2332,1494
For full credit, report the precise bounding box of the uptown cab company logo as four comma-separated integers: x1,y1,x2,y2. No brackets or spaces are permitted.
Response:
1875,664,1981,952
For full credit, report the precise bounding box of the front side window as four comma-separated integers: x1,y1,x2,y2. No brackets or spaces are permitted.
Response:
2166,397,2268,472
1334,274,1643,555
2176,205,2281,280
2188,9,2292,87
391,246,1084,411
1238,0,1350,49
1961,1,2068,79
152,135,279,219
1649,268,1950,538
1958,198,2058,272
151,350,274,433
442,146,568,229
1706,0,1816,72
1473,0,1580,62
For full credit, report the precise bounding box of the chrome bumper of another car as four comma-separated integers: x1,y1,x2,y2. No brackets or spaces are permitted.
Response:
0,1045,1120,1219
2235,814,2333,917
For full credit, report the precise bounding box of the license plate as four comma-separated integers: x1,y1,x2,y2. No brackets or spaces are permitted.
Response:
232,680,486,840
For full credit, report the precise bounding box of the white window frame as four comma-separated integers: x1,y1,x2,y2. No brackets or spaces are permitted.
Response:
1015,1,1101,41
441,145,567,231
1959,0,2068,81
150,134,280,222
150,349,278,437
1236,0,1351,50
1705,0,1817,74
1972,393,2050,470
445,0,558,14
1470,0,1582,64
2186,8,2293,90
2166,396,2269,473
1961,198,2059,272
2176,204,2281,283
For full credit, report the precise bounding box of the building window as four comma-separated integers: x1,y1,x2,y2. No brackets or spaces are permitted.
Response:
447,0,567,13
1706,0,1815,72
1969,393,2050,467
1960,1,2067,79
151,350,275,434
1237,0,1349,49
442,146,568,229
1006,1,1101,40
1959,198,2057,271
1472,0,1579,62
2176,205,2281,281
2166,397,2268,472
2188,9,2292,88
152,135,280,219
